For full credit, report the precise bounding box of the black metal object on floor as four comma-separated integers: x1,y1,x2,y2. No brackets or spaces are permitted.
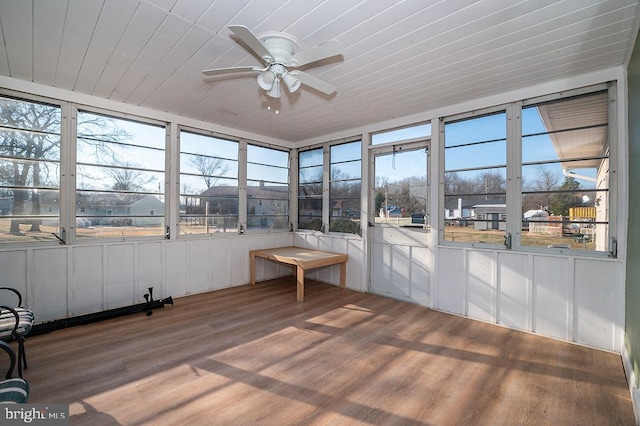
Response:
29,287,173,336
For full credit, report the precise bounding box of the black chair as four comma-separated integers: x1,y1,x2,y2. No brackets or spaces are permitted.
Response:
0,287,34,376
0,340,29,403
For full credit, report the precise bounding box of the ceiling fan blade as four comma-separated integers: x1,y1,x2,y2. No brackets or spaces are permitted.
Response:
228,25,273,63
291,71,337,95
202,66,260,77
290,40,343,67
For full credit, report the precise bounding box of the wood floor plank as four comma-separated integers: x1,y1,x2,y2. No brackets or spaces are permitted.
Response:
14,278,635,425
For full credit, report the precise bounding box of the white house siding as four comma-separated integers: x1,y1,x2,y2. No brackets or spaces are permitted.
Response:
130,196,165,227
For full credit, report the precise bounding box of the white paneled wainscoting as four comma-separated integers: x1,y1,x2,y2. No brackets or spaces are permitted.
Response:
0,233,295,324
436,246,624,353
0,234,622,353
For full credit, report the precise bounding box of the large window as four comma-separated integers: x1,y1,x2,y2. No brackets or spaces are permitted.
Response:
0,96,61,243
246,144,289,232
443,111,507,245
179,131,238,235
521,90,610,252
297,140,362,235
441,84,614,254
329,141,361,234
76,111,166,239
298,147,323,231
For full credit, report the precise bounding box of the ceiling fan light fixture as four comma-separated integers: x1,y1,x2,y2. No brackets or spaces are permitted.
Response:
257,71,276,90
267,79,281,98
282,72,301,93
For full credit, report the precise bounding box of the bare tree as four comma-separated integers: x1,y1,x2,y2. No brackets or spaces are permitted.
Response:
189,156,230,189
0,97,132,235
107,165,153,192
476,170,506,197
523,165,560,212
0,99,60,233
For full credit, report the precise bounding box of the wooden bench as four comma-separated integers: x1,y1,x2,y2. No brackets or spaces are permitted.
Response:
249,247,348,301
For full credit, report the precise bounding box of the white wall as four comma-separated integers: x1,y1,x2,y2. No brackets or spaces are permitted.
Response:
293,232,367,293
0,233,293,323
435,247,624,352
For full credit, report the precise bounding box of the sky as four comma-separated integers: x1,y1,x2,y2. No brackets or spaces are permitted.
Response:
75,107,600,195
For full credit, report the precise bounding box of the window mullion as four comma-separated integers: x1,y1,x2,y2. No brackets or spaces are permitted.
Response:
60,102,75,244
507,102,522,250
238,140,247,234
289,148,298,232
322,145,330,233
608,82,618,256
167,122,178,239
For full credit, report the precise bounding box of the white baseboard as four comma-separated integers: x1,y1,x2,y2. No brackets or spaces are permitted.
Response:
622,341,640,425
633,388,640,426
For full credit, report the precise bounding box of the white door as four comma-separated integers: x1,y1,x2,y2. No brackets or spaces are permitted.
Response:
369,142,430,304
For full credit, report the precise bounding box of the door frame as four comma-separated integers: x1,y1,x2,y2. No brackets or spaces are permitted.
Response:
367,139,431,297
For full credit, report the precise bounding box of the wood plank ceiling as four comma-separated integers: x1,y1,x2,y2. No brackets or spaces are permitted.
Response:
0,0,637,144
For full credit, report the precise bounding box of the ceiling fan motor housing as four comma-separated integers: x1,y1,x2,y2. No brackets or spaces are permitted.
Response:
259,32,301,66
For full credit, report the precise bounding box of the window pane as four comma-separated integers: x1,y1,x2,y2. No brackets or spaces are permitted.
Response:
300,165,323,184
247,144,288,166
77,111,166,239
444,112,506,244
445,113,506,147
331,160,361,179
298,199,322,231
330,141,361,234
179,131,239,235
77,165,164,192
247,162,289,183
521,91,609,252
180,132,238,159
372,123,431,145
0,96,61,243
299,148,323,168
247,144,289,232
445,139,506,171
180,153,238,178
77,139,165,168
299,148,323,231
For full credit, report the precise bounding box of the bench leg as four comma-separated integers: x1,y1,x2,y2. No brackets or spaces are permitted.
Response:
340,262,346,288
296,266,305,302
250,253,256,285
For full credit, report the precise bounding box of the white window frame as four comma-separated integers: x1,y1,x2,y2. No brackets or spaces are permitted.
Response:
439,83,617,257
296,137,363,236
73,105,169,244
177,126,240,238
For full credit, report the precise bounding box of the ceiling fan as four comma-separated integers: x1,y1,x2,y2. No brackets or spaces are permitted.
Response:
202,25,343,99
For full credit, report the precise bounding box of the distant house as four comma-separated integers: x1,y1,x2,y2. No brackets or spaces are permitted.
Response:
444,197,472,220
76,193,164,227
129,196,165,226
472,203,506,231
194,181,288,229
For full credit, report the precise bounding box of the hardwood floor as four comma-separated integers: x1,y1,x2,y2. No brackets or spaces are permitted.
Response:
19,278,635,425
